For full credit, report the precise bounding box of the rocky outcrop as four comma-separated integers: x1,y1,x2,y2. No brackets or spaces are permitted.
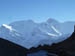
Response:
0,38,27,56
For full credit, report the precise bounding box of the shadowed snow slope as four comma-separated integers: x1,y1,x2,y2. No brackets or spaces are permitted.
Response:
0,19,75,49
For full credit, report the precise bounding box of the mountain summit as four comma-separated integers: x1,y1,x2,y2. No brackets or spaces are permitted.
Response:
47,18,58,24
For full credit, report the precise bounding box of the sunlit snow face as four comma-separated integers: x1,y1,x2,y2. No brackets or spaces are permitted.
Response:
2,24,13,31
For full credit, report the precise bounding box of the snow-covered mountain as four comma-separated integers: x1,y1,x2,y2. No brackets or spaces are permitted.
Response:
0,18,75,49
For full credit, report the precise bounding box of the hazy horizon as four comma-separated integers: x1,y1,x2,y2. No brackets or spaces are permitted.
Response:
0,0,75,25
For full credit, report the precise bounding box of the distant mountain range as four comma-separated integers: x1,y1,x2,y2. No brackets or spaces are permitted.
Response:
0,18,75,49
0,18,75,56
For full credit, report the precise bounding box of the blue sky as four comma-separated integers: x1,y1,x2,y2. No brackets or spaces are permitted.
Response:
0,0,75,25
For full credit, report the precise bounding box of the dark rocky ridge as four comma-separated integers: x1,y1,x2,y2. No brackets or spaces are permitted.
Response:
0,38,27,56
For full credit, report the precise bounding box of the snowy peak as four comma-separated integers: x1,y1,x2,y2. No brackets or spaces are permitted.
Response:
2,24,13,31
47,18,58,23
0,19,75,49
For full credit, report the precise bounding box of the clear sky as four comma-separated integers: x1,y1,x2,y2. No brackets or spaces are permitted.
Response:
0,0,75,25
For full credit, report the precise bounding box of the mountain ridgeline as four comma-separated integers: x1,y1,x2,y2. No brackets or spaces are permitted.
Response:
0,25,75,56
0,19,75,56
0,19,75,49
